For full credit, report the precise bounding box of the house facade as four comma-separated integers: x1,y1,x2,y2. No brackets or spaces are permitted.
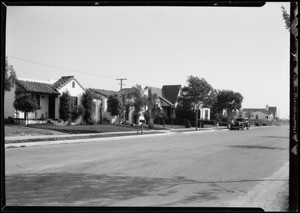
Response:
88,88,118,124
4,76,85,124
242,105,276,121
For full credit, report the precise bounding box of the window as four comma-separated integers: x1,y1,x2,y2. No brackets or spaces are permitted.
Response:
72,81,75,88
266,116,268,119
256,115,258,119
70,96,78,110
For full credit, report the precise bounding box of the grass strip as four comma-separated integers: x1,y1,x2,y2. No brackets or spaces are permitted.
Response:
5,131,164,144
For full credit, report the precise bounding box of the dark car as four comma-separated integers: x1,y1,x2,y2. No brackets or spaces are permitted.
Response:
230,118,250,130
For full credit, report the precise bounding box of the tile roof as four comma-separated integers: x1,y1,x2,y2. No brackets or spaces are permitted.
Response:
89,88,117,98
118,88,135,96
243,108,262,112
162,85,181,104
243,108,274,116
16,79,60,95
258,109,273,115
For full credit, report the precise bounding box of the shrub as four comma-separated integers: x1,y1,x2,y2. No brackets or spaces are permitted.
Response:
71,105,84,122
59,92,71,122
4,116,15,124
81,90,94,125
185,120,191,128
103,117,110,124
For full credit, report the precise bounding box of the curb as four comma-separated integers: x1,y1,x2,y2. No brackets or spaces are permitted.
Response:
5,127,229,149
5,131,173,149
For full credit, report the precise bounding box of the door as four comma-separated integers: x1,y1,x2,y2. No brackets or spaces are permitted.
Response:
49,96,56,119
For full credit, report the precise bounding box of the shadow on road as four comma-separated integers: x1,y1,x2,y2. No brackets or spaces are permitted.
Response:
5,173,288,206
226,145,287,150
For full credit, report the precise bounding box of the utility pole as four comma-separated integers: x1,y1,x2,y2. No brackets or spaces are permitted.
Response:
116,78,127,90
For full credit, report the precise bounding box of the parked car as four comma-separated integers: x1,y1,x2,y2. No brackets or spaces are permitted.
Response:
230,118,250,130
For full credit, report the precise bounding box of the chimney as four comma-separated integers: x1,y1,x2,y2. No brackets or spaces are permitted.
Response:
266,105,269,111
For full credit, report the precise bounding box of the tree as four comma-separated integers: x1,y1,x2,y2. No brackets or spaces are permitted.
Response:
13,90,39,122
145,88,159,128
211,89,243,122
131,85,148,124
81,90,95,125
179,76,215,130
281,6,290,31
5,57,17,92
59,91,71,123
107,94,123,123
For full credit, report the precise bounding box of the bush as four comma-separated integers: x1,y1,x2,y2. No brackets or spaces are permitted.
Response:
71,105,84,122
185,120,191,128
81,90,94,125
46,119,53,124
4,116,15,124
103,117,110,124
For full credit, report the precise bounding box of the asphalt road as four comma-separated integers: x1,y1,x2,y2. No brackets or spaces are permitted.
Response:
5,126,289,210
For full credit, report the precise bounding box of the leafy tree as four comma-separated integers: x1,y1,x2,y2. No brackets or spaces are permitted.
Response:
13,90,39,121
179,76,215,130
59,91,71,122
5,57,17,92
119,89,133,123
131,85,147,124
107,94,124,124
211,89,243,122
81,90,95,125
145,88,159,128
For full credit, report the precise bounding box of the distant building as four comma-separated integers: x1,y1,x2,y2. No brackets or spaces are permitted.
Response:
242,105,277,121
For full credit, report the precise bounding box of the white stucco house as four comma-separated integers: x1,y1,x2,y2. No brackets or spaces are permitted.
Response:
88,88,118,124
242,105,276,121
4,76,85,124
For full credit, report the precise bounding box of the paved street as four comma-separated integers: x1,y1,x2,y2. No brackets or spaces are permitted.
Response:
5,126,289,210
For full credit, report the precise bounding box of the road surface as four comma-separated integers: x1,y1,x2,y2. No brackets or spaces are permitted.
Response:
5,126,289,210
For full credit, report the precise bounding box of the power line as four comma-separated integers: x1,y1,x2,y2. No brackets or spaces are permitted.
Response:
7,55,162,89
8,55,118,80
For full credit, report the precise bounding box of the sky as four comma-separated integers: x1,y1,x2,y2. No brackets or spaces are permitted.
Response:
5,2,290,118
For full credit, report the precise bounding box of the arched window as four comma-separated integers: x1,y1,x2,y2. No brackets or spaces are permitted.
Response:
72,81,75,88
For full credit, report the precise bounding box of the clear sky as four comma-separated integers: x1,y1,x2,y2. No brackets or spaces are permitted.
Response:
5,2,290,118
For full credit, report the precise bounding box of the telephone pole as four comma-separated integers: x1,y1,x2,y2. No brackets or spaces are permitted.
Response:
116,78,127,90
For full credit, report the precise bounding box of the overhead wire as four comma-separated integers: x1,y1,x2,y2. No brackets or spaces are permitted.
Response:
7,55,162,89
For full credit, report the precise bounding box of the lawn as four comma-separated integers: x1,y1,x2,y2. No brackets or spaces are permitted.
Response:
22,124,150,134
5,124,67,137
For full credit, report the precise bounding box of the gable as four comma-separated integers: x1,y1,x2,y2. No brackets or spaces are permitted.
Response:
162,85,181,104
56,77,85,94
53,76,85,92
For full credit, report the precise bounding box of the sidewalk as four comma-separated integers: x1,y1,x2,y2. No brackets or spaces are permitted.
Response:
5,126,228,148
